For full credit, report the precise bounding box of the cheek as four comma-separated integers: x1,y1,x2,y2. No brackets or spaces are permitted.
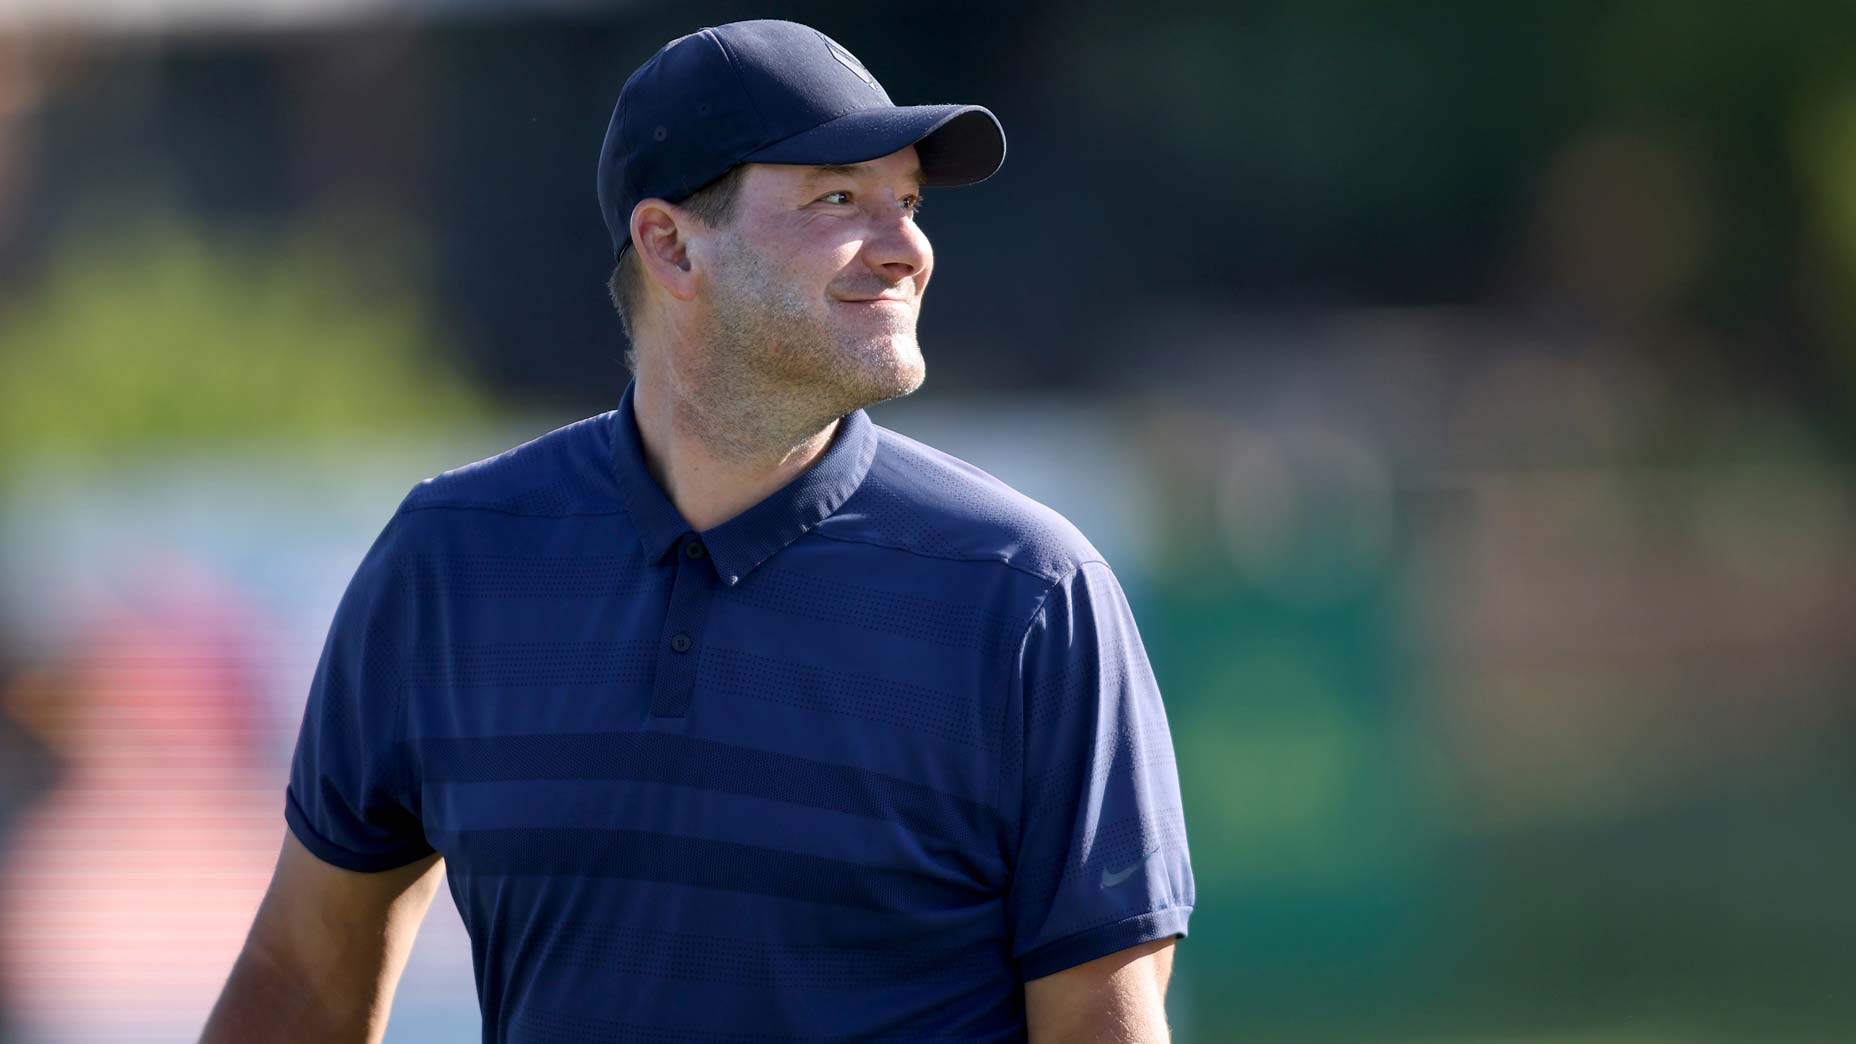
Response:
781,216,864,264
825,237,867,275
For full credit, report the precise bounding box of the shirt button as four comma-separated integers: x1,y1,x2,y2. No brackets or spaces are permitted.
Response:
683,540,706,560
670,633,693,653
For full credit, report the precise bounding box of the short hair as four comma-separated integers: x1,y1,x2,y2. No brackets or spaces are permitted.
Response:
608,163,751,367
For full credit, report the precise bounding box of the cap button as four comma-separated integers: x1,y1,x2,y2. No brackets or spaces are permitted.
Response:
652,125,667,142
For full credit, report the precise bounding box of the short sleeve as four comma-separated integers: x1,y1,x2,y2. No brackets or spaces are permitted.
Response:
1001,560,1194,981
283,509,436,872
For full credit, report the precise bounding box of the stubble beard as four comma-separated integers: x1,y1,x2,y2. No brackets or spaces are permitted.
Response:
684,229,925,461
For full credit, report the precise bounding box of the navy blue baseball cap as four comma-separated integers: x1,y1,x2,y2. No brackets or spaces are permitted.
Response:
598,19,1006,262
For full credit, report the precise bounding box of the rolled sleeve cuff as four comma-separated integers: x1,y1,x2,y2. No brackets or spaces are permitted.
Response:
284,785,436,873
1016,904,1193,982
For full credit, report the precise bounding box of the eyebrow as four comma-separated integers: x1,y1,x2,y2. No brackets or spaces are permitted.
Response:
804,163,928,191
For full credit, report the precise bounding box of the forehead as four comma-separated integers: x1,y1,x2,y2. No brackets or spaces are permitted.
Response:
745,146,926,195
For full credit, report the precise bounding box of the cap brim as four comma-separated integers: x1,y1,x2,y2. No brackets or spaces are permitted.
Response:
742,104,1005,186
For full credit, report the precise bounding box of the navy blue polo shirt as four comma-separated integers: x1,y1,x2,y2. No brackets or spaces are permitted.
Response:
285,379,1194,1043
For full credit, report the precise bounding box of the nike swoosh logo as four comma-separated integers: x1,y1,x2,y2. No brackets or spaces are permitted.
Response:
1101,847,1161,888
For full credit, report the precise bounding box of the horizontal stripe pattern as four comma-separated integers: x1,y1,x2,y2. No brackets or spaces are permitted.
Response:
419,731,995,852
405,554,650,599
533,921,996,989
700,645,995,750
444,827,988,913
510,1007,951,1044
408,640,658,690
725,564,1005,651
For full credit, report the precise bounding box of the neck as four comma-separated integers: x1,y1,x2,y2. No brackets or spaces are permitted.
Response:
629,362,843,534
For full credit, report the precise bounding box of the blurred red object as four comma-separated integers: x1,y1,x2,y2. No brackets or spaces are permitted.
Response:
0,556,284,1042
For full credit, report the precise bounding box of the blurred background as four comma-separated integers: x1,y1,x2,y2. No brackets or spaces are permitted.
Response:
1,1,1853,1041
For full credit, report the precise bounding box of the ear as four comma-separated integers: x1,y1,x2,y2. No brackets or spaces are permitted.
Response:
630,199,698,302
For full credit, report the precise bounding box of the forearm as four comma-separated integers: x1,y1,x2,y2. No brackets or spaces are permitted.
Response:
1028,994,1172,1044
202,836,442,1043
199,943,382,1044
1025,939,1176,1044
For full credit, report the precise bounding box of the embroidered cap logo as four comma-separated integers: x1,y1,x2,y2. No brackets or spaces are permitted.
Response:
823,33,884,96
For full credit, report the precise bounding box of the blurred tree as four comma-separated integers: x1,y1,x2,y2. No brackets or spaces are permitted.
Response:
0,217,486,469
1794,85,1856,402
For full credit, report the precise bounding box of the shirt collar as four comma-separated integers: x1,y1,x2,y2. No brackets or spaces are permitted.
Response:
609,378,878,586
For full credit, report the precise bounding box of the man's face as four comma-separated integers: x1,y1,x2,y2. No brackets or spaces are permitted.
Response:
689,145,933,415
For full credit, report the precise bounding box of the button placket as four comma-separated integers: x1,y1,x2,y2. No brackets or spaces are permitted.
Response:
649,534,715,718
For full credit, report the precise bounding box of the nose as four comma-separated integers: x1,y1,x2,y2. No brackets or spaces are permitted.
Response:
862,202,932,286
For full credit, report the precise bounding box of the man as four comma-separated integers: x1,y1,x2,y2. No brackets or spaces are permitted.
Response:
202,19,1193,1044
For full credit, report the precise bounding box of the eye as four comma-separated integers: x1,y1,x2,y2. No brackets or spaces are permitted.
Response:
813,190,924,215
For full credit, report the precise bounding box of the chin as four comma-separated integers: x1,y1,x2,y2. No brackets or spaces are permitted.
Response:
837,337,924,406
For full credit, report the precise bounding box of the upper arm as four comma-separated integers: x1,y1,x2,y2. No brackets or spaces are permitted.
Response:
247,504,444,1027
1001,561,1195,979
243,830,446,1027
284,509,437,873
1025,937,1176,1043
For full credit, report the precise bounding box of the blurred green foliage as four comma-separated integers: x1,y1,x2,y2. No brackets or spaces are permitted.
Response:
0,218,485,469
1143,475,1856,1042
1794,85,1856,390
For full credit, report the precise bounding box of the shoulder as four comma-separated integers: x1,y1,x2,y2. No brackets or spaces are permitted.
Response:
819,423,1104,584
396,411,625,520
